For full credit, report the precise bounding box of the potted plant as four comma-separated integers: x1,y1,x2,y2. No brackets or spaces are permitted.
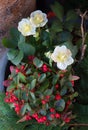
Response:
1,1,88,130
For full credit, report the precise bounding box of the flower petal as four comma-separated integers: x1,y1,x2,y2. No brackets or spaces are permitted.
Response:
30,10,48,27
57,62,67,70
18,18,36,36
66,57,74,65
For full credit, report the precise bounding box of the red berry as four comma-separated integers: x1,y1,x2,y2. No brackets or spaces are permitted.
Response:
55,113,60,118
50,114,55,119
55,84,59,89
32,113,38,119
47,12,56,18
42,64,49,72
55,94,61,100
42,116,47,121
71,80,75,87
26,115,32,120
45,95,50,99
28,56,34,61
15,68,20,73
64,117,71,123
50,108,55,112
6,92,9,96
4,98,10,103
21,65,25,70
60,74,64,78
41,100,46,104
46,121,50,126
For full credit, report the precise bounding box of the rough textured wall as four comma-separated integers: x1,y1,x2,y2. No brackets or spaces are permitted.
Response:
0,0,36,38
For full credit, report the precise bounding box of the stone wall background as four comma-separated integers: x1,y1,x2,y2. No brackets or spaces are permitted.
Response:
0,0,36,58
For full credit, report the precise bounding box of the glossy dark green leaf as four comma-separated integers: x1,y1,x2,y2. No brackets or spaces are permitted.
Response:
18,34,25,44
55,99,65,112
7,85,15,91
18,72,26,83
58,31,73,42
44,89,53,95
33,57,43,68
38,80,49,92
50,21,63,33
66,10,78,21
51,1,64,21
2,37,17,48
29,92,36,101
10,27,20,43
7,49,23,65
30,79,36,90
21,103,32,116
38,73,46,83
52,75,59,85
19,42,35,56
60,87,67,96
26,68,32,75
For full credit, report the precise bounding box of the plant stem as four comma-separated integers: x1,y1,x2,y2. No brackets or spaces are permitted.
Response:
80,11,88,60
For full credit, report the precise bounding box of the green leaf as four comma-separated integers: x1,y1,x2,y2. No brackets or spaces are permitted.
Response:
55,99,65,112
33,57,43,68
60,87,67,96
18,41,35,56
21,104,27,116
58,31,73,42
18,34,25,44
41,30,49,41
26,68,32,75
2,38,17,48
66,10,78,21
64,21,75,32
18,72,26,83
21,103,32,116
30,79,36,90
44,89,53,95
50,21,63,33
39,109,46,115
52,75,59,85
29,92,36,101
38,74,46,83
63,41,78,58
10,27,20,43
2,28,20,49
38,80,49,92
70,92,78,100
51,1,64,21
7,49,23,65
42,40,49,47
18,34,35,55
7,85,15,91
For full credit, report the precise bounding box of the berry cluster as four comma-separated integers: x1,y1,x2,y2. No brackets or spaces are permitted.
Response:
3,59,76,126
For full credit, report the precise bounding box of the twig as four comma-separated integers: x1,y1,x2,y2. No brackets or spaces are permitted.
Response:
80,11,88,60
68,123,88,126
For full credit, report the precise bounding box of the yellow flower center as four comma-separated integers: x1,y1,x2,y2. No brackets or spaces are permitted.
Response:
23,24,31,33
56,53,68,62
33,14,44,24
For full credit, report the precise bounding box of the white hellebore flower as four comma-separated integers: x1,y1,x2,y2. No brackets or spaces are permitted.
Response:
18,18,36,36
30,10,48,27
51,45,74,70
